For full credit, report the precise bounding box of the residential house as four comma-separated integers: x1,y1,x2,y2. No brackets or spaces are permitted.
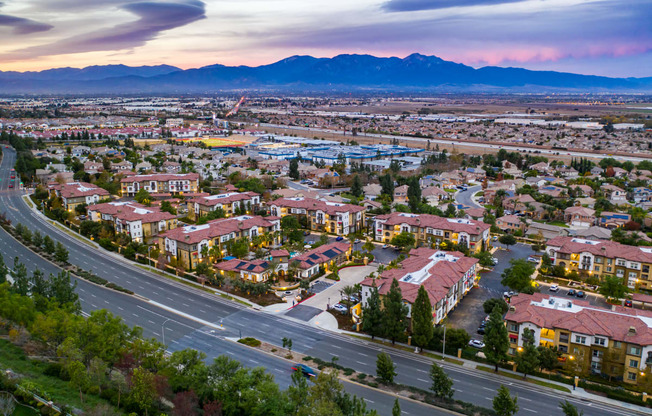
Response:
373,212,491,253
162,160,182,173
546,236,652,289
49,181,110,212
564,206,596,228
120,173,199,197
422,186,449,205
135,161,153,172
290,242,351,279
630,187,650,204
361,248,478,324
602,184,627,203
159,215,281,270
71,145,91,157
362,199,383,212
525,222,571,241
215,258,275,283
570,226,612,241
496,214,526,233
597,212,631,229
529,162,550,174
362,184,382,200
84,161,104,174
110,160,132,172
393,185,409,203
189,191,261,220
539,185,567,199
87,201,177,243
268,197,365,236
505,292,652,387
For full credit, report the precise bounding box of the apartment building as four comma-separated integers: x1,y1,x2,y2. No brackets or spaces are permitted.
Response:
120,173,199,197
268,197,365,236
505,293,652,386
189,191,261,220
361,248,478,324
546,236,652,290
87,201,177,243
215,258,275,283
496,214,526,233
159,215,280,270
373,212,491,253
290,242,351,279
49,181,110,212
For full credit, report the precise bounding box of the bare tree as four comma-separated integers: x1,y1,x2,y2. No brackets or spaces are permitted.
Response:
0,393,16,416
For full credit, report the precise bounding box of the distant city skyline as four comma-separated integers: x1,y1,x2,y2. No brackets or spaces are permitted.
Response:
0,0,649,77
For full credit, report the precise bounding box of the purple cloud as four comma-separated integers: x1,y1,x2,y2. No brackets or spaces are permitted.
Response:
2,0,205,60
383,0,524,12
0,2,53,34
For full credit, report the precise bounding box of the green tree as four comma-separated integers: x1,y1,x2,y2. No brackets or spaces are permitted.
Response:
289,158,300,180
483,298,508,315
501,258,536,293
498,234,517,249
160,200,177,215
134,188,152,205
598,275,630,302
515,329,539,379
376,352,396,384
0,253,6,284
382,278,408,344
49,271,80,311
68,360,90,403
537,346,560,373
493,385,519,416
412,285,434,351
484,305,509,372
429,362,454,399
559,400,583,416
390,232,416,252
392,398,401,416
128,367,157,416
32,230,43,248
54,242,69,263
362,281,384,339
11,259,29,296
362,239,375,255
350,174,363,198
226,237,249,258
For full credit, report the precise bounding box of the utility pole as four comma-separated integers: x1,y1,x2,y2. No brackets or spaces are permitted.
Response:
162,318,172,347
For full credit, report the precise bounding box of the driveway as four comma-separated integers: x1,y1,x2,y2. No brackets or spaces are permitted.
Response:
300,264,375,310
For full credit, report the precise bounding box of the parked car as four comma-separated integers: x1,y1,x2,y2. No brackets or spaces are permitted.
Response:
335,236,344,241
492,236,498,242
354,239,361,244
624,299,633,308
549,284,559,292
330,303,348,313
291,364,316,378
303,231,310,236
468,340,485,349
491,257,498,266
567,289,576,296
527,256,539,263
382,244,389,249
576,291,585,298
476,327,486,335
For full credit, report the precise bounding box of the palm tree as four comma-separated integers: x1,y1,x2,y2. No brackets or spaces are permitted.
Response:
288,260,301,282
267,258,281,282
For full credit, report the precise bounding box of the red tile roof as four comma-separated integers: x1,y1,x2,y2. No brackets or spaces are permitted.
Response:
291,242,351,270
120,173,199,183
88,201,175,223
215,258,271,274
160,215,279,245
375,212,490,236
506,293,652,345
270,197,365,216
50,182,109,199
547,236,652,263
191,191,259,207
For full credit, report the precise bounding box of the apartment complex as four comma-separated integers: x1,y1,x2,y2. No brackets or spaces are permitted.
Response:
159,215,280,270
290,241,351,279
189,191,261,220
361,248,478,324
87,201,177,243
120,173,199,196
505,293,652,386
268,197,365,236
49,181,110,212
546,236,652,290
215,258,275,283
373,212,491,253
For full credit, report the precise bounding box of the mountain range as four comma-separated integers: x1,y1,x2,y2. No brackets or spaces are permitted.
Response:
1,54,650,94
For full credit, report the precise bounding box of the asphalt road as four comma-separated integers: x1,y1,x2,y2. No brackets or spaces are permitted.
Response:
454,185,483,209
0,148,642,416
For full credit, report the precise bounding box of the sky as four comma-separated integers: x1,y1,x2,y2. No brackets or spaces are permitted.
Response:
0,0,650,77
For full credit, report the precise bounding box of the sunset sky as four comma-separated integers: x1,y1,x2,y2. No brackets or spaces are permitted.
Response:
0,0,649,77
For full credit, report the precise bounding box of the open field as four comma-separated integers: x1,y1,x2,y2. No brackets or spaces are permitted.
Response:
175,134,257,147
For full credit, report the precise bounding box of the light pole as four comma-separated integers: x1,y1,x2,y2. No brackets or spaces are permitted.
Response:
162,317,172,347
442,325,446,360
147,245,152,267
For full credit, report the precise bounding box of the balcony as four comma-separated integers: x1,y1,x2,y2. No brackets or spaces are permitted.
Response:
541,328,555,340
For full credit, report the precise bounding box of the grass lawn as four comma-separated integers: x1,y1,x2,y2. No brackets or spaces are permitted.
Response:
476,365,571,392
533,220,569,228
12,405,39,416
0,339,116,412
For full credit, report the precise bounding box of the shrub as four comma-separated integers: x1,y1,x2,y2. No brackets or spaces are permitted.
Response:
237,337,261,347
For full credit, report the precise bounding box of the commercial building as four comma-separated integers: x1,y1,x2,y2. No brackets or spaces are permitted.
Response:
373,212,491,253
188,191,261,220
49,181,110,212
505,293,652,386
159,215,280,270
268,197,365,236
546,236,652,290
87,201,177,243
361,248,478,324
120,173,199,197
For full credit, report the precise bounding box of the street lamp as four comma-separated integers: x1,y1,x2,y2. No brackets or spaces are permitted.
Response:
147,245,152,267
162,317,172,347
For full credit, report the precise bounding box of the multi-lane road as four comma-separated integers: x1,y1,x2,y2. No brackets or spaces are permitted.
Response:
0,147,644,416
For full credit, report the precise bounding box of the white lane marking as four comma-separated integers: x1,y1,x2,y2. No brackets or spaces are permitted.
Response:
417,378,429,383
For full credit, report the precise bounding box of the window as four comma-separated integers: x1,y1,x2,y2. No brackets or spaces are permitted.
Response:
594,257,603,264
613,341,622,348
628,272,637,279
592,350,603,358
575,335,587,344
594,266,600,272
509,324,518,332
629,346,642,356
508,347,516,355
629,359,639,368
558,345,568,353
627,372,637,381
594,337,606,346
617,259,626,266
559,333,569,343
606,258,613,265
606,267,612,272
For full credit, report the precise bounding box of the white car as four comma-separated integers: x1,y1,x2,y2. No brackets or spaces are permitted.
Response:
469,340,485,349
382,244,389,249
527,256,539,263
549,284,560,292
330,304,348,313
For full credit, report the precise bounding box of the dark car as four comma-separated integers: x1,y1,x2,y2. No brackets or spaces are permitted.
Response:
624,300,633,308
335,236,344,241
291,363,316,378
567,289,576,296
477,327,486,335
576,291,585,298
